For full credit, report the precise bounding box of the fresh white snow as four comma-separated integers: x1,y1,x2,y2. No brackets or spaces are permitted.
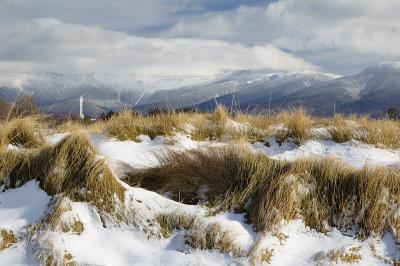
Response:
0,180,50,231
252,137,400,168
0,132,390,265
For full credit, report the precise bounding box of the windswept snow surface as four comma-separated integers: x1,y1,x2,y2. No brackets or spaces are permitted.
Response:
0,180,50,231
7,132,393,265
91,134,223,175
252,138,400,168
0,180,50,265
47,131,400,171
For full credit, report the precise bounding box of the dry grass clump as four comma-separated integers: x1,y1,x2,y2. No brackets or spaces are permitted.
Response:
0,116,46,148
156,212,196,238
0,94,38,120
104,110,189,141
260,248,273,264
60,219,84,235
357,118,400,148
323,114,360,143
191,107,267,143
126,146,400,239
210,104,230,139
191,105,230,141
322,114,400,148
313,246,362,264
276,108,313,144
0,229,17,250
1,133,125,214
123,145,254,205
185,222,244,257
234,113,275,132
63,252,76,266
54,119,97,134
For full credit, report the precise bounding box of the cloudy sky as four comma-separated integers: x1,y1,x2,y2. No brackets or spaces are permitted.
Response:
0,0,399,75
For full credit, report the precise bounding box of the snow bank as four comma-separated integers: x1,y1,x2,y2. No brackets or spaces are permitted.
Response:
0,180,50,231
252,138,400,168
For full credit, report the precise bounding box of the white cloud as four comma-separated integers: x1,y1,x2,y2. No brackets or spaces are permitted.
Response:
165,0,400,70
0,19,317,75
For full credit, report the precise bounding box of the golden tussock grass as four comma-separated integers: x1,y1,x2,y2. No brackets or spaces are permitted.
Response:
191,107,267,143
191,105,230,141
323,114,400,148
123,145,250,205
47,107,400,149
54,119,102,134
156,212,196,238
125,146,400,239
0,229,17,251
104,110,192,141
185,222,244,257
357,117,400,148
276,107,313,145
0,116,46,148
313,246,362,264
1,133,125,215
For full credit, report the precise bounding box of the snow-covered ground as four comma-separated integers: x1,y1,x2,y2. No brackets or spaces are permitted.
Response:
252,137,400,168
1,132,400,265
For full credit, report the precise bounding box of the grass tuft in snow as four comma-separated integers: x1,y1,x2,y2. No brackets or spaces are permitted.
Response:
323,114,360,143
104,110,190,141
1,133,125,215
0,116,46,148
313,245,362,264
322,115,400,148
0,229,17,251
156,212,196,238
186,222,244,257
276,107,313,145
127,146,400,239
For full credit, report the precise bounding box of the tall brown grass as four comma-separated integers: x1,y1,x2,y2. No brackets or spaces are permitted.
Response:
125,146,400,239
276,108,313,144
0,116,46,148
1,133,124,214
104,110,192,141
0,95,38,120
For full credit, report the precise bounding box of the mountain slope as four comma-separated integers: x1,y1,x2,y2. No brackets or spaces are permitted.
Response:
142,62,400,117
0,72,211,117
136,70,337,111
1,62,400,117
276,62,400,116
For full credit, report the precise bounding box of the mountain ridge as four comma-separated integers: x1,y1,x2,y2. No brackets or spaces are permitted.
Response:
0,62,399,117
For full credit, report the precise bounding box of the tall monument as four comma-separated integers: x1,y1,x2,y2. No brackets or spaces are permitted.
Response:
79,95,84,120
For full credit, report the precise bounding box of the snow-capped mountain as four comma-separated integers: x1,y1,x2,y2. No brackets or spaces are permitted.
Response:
138,62,400,116
0,72,212,117
136,69,339,111
1,62,400,117
279,62,400,116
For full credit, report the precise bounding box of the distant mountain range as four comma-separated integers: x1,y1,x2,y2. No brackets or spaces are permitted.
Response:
1,62,400,117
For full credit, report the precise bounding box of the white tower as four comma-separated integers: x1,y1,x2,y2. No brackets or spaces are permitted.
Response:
79,95,84,120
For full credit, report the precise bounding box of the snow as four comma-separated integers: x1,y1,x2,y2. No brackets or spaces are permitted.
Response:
92,133,221,175
4,131,399,265
0,242,37,265
46,133,68,144
39,190,238,266
0,180,50,231
0,181,50,265
252,138,400,168
203,212,256,252
252,219,400,265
